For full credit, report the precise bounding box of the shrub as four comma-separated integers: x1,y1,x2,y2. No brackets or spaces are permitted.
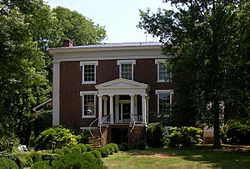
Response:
41,153,59,162
61,146,72,154
146,123,164,147
77,144,87,153
71,146,82,154
135,140,147,150
77,130,91,144
90,150,101,160
54,148,64,156
11,154,33,168
0,135,20,152
119,143,129,151
52,152,105,169
221,120,250,145
35,126,78,150
0,157,18,169
105,144,114,155
97,147,110,157
31,161,52,169
163,127,203,147
30,151,42,163
84,144,93,152
109,143,119,153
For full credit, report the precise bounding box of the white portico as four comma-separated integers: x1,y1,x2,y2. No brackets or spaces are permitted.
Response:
95,78,149,126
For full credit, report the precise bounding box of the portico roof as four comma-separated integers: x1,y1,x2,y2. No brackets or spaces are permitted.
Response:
95,78,149,96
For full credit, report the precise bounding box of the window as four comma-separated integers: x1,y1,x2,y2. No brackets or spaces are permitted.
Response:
80,61,98,84
80,91,97,118
117,60,136,80
155,90,173,114
155,59,171,82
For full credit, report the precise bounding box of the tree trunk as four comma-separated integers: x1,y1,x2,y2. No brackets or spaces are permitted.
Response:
213,99,221,149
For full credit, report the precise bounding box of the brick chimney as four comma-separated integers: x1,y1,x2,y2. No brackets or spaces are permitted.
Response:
63,39,73,47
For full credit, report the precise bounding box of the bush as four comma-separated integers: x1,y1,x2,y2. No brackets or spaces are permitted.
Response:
77,130,91,144
35,126,78,150
105,144,114,155
11,154,33,168
109,143,119,153
76,144,87,153
54,148,64,156
0,157,18,169
221,120,250,145
90,150,102,160
84,144,93,152
135,140,147,150
146,123,164,147
0,135,20,152
41,153,59,162
30,151,42,163
163,127,203,147
97,147,110,157
61,146,72,154
31,161,52,169
119,143,129,151
52,152,105,169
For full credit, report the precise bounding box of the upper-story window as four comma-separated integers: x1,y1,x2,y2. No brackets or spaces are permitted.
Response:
117,60,136,80
155,59,171,82
80,61,98,84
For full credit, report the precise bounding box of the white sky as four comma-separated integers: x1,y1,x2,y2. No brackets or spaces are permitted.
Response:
46,0,171,43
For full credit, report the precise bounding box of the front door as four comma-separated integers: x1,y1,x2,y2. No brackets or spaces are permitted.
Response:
121,103,130,123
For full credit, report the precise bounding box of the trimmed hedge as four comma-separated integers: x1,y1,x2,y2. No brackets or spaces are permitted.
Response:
97,147,110,157
109,143,119,153
76,144,87,153
0,157,18,169
31,161,52,169
146,123,164,147
84,144,93,152
119,143,129,151
90,150,102,160
52,152,105,169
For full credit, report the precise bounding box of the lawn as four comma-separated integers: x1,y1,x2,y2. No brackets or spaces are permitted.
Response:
102,147,250,169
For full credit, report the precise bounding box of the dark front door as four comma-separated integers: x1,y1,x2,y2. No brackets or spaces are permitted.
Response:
111,128,128,144
122,103,130,123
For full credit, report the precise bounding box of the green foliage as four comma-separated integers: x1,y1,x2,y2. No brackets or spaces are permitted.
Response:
146,123,164,147
35,126,78,150
0,157,18,169
31,161,52,169
109,143,119,153
118,143,130,151
221,120,250,145
54,149,64,156
41,153,59,162
163,127,203,147
11,154,33,168
135,140,147,150
90,150,102,160
84,144,93,152
97,147,110,157
105,144,114,155
52,152,105,169
0,135,20,152
71,146,81,154
61,146,72,154
76,144,87,153
30,151,42,163
77,130,91,144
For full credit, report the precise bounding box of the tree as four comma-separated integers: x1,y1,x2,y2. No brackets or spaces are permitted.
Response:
139,0,250,148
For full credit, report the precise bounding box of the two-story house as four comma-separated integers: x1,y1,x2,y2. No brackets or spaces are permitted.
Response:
49,40,174,145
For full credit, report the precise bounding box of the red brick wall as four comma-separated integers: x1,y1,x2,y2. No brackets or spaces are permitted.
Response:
59,59,174,128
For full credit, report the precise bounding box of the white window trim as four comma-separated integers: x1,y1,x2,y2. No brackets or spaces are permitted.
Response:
155,90,174,114
155,59,171,83
80,91,97,118
117,60,136,80
80,61,98,84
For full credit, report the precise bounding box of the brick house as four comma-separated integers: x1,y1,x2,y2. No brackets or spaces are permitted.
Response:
49,41,174,145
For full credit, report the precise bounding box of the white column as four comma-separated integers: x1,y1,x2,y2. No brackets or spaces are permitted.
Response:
103,96,108,116
130,94,135,124
98,95,103,126
115,95,119,123
141,94,147,124
53,61,60,126
109,95,114,124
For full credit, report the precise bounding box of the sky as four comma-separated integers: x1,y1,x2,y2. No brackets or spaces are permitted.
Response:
46,0,171,43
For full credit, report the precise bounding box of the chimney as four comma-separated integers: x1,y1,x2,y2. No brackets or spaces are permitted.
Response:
63,39,73,47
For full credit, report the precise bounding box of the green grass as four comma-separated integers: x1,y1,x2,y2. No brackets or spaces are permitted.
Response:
102,147,250,169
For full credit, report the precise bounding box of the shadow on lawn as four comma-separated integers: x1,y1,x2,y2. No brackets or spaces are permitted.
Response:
129,146,250,169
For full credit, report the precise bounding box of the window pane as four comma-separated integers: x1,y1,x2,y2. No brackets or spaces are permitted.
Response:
121,64,132,80
159,93,170,113
159,63,171,81
84,65,95,82
83,95,95,116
